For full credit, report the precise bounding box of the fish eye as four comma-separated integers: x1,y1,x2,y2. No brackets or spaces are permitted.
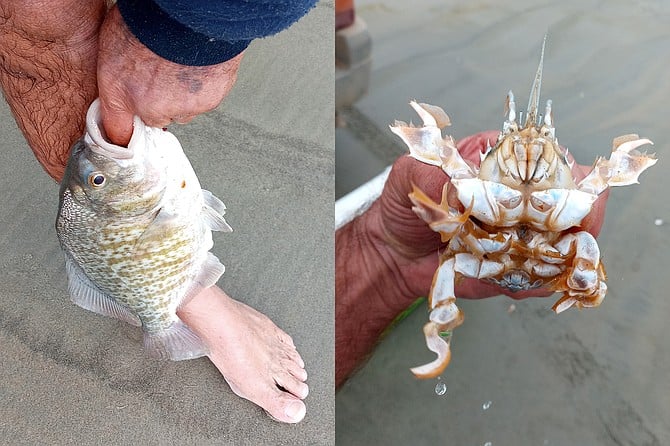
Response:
88,172,106,188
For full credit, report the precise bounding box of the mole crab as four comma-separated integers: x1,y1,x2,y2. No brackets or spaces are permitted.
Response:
390,40,657,379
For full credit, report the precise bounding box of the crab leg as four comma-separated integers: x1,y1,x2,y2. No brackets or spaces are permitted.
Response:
409,182,472,242
551,231,607,313
412,253,504,378
411,257,462,379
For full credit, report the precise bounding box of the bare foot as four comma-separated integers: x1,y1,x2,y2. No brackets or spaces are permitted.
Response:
177,286,309,423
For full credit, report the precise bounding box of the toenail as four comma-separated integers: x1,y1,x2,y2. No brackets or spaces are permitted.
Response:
285,401,306,422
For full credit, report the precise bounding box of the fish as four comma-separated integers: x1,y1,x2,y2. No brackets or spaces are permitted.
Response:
56,98,232,360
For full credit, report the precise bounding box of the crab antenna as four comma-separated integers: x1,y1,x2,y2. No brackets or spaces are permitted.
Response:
525,35,546,127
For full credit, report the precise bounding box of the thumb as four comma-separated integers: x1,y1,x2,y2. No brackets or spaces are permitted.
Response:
99,99,134,147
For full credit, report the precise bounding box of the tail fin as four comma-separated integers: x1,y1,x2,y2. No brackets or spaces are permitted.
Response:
144,319,209,361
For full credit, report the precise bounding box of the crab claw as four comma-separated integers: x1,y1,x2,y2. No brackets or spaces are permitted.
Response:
578,135,656,195
390,101,477,180
410,321,453,379
607,136,656,186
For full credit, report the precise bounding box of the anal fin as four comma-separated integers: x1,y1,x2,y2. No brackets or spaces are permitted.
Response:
196,252,225,288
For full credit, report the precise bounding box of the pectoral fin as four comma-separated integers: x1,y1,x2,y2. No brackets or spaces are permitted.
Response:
133,208,184,259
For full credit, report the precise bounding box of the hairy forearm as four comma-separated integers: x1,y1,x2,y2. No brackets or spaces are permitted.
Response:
335,204,420,388
0,0,106,181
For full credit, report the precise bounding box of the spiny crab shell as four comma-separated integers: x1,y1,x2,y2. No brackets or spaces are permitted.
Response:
390,39,657,379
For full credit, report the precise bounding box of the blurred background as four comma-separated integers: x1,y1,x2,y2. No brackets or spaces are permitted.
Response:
335,0,670,444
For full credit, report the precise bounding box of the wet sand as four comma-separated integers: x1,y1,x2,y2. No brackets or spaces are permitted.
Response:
0,2,333,445
336,0,670,444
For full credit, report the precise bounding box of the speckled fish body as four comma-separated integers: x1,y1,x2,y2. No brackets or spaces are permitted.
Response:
56,99,232,360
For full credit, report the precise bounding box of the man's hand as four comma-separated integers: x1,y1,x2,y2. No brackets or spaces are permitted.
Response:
97,5,243,146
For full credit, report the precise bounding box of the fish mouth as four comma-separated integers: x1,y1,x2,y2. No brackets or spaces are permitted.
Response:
85,98,145,160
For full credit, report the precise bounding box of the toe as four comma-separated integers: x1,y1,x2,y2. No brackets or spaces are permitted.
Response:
278,331,296,348
275,371,309,399
265,396,306,424
283,357,308,381
282,347,305,368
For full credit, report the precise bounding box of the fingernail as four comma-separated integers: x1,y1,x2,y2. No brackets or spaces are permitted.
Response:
285,401,306,422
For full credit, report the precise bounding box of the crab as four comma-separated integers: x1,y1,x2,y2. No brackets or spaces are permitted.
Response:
389,39,657,379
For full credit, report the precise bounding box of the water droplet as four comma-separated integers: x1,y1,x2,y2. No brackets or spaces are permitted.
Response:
654,218,663,226
484,442,492,446
435,382,447,396
482,400,492,410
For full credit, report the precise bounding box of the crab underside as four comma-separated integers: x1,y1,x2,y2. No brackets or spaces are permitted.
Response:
390,39,657,379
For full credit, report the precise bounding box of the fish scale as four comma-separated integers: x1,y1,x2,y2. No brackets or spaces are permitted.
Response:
56,99,232,360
